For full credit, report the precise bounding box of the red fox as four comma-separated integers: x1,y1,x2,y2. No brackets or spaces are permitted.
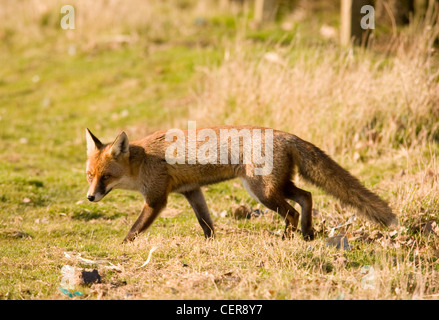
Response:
85,125,397,242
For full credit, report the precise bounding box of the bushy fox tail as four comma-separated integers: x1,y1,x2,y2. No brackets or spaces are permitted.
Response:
291,136,397,227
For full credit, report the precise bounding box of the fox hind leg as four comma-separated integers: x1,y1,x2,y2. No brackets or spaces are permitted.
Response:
242,178,299,239
259,196,300,239
284,181,314,240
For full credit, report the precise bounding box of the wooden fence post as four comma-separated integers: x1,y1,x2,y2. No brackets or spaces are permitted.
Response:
340,0,374,46
254,0,278,24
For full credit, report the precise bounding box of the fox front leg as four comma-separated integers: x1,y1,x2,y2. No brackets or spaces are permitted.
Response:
123,200,167,242
182,188,215,238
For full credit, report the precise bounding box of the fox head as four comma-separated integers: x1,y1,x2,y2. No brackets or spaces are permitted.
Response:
85,129,131,202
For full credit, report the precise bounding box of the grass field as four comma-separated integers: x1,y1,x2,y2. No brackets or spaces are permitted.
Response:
1,0,439,300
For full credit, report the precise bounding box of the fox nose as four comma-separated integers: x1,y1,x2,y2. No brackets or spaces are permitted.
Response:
87,195,95,202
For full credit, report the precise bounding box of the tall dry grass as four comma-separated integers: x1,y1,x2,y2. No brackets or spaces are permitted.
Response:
191,5,439,158
0,0,220,48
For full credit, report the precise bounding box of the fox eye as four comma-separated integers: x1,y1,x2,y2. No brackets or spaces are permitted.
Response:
102,175,111,181
87,173,93,181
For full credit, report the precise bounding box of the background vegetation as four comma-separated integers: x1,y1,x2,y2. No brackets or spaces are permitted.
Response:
0,0,438,299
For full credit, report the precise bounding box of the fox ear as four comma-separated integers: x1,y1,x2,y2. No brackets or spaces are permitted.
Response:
86,128,103,156
109,131,129,159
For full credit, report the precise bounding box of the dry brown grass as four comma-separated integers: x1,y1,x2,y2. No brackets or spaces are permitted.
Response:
1,0,438,301
191,6,439,157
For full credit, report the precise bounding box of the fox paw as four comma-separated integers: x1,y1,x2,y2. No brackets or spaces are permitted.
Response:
302,229,315,241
